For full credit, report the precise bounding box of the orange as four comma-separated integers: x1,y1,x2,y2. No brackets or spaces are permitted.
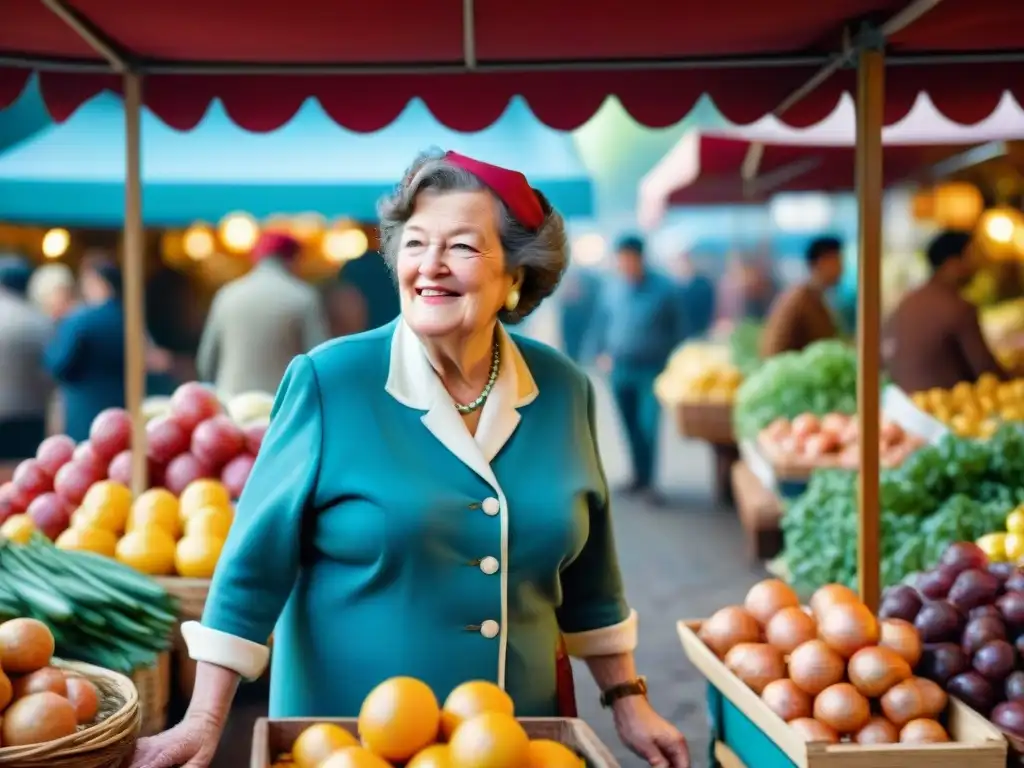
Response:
0,515,34,544
524,739,585,768
320,747,391,768
183,504,233,540
71,504,127,535
291,723,358,768
114,527,177,575
448,712,529,768
80,480,132,532
128,494,182,539
441,681,514,739
179,479,230,518
358,676,440,762
55,526,117,557
174,534,225,578
408,744,452,767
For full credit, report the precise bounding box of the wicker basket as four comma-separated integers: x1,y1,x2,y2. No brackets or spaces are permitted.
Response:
131,652,171,736
0,659,140,768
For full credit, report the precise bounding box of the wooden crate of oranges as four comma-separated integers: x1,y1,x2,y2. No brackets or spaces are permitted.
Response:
253,677,617,767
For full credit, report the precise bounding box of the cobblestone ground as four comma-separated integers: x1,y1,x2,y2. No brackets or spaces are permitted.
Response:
201,336,766,766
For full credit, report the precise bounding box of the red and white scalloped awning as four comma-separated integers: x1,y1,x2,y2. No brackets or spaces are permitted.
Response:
1,0,1023,133
638,91,1024,228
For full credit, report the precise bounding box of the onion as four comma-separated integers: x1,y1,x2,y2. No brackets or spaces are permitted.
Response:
880,679,927,727
813,683,871,735
900,718,949,744
789,718,839,744
789,639,846,696
699,607,761,659
744,579,800,627
810,584,860,621
879,618,923,667
765,607,817,654
848,646,912,698
818,602,879,658
724,643,786,694
854,716,899,745
761,679,812,722
912,677,948,718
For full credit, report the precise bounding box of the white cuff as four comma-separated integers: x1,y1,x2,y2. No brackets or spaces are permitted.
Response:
181,621,271,682
561,609,639,657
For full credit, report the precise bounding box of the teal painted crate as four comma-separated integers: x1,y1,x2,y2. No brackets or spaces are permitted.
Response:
680,620,1007,768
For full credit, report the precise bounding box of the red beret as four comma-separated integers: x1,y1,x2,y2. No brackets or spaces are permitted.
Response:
251,231,301,262
444,151,545,231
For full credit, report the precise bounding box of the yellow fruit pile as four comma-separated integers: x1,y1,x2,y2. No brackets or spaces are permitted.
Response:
272,678,584,768
977,506,1024,563
655,343,743,405
909,373,1024,439
53,479,234,579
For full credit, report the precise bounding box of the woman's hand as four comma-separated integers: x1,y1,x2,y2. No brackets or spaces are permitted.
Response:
129,711,223,768
613,697,690,767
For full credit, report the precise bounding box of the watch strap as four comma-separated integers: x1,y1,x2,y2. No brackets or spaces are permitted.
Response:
599,676,648,708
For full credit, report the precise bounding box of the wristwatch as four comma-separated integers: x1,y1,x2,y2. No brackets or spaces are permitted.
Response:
599,676,648,708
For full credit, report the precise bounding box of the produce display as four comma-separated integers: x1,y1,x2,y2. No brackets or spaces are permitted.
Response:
880,541,1024,741
272,677,584,768
699,578,952,745
0,617,104,747
0,537,174,674
782,425,1024,592
976,504,1024,563
727,319,763,377
908,373,1024,439
733,340,858,440
758,412,924,470
654,342,743,405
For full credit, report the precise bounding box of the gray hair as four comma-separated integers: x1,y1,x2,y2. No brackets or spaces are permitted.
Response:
27,263,75,310
377,151,568,323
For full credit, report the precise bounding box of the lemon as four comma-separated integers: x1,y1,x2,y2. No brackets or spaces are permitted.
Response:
978,532,1009,563
72,504,129,534
180,480,230,519
80,480,132,532
183,505,233,540
1,515,35,544
128,500,182,539
56,526,117,557
1007,532,1024,563
1007,509,1024,535
115,527,177,575
174,534,225,578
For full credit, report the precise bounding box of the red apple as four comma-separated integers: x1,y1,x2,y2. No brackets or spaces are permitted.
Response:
221,454,255,500
243,422,268,457
0,482,31,523
12,459,53,497
164,453,214,496
191,416,246,469
108,450,165,490
170,383,223,431
27,492,72,540
35,435,76,475
146,415,191,465
53,461,103,506
89,408,132,460
72,441,107,473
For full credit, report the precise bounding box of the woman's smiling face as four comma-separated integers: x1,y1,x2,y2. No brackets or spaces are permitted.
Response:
396,190,514,340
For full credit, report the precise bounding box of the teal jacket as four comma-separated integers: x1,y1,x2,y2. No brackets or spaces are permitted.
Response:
192,319,637,716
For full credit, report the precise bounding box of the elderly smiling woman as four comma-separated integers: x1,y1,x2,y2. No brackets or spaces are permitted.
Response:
132,151,689,768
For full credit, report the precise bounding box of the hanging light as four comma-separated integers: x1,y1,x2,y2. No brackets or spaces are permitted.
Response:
218,212,260,253
182,223,216,261
322,226,369,264
41,228,70,259
769,193,833,233
981,208,1019,245
572,233,606,266
932,182,984,230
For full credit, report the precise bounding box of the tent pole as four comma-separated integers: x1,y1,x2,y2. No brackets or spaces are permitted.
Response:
855,45,885,613
123,72,148,496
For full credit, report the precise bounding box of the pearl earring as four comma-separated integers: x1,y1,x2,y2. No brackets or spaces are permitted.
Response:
505,288,521,312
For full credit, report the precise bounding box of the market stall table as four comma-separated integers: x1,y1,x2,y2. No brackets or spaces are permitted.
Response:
676,401,740,505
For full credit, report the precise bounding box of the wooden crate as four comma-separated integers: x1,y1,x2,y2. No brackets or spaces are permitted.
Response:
675,401,735,445
131,651,171,736
732,461,784,562
678,620,1007,768
251,717,618,767
154,576,210,701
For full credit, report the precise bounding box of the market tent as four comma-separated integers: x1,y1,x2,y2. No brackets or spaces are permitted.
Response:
0,92,593,225
1,0,1022,132
637,92,1024,226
